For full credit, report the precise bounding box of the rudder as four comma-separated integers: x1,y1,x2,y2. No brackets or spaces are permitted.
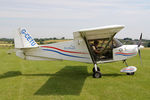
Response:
14,28,38,48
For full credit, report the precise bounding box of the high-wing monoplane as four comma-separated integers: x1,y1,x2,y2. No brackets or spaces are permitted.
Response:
14,25,143,78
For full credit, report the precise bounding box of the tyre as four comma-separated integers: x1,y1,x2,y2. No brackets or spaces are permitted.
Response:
93,72,102,78
126,72,134,75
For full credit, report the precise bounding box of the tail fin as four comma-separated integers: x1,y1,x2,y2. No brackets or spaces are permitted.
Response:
14,28,38,48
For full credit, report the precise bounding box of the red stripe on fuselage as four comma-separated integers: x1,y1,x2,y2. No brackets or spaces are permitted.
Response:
40,46,88,54
115,52,136,55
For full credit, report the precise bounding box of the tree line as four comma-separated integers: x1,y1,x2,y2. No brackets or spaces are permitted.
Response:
0,37,150,47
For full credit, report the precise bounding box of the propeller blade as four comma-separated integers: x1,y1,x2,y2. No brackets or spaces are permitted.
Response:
137,33,143,66
138,33,142,47
138,48,143,67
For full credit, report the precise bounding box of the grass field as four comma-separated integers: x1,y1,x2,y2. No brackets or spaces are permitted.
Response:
0,48,150,100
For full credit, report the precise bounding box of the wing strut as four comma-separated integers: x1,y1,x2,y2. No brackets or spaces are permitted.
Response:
81,32,102,78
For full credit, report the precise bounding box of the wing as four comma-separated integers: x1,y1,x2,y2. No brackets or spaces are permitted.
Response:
73,25,125,40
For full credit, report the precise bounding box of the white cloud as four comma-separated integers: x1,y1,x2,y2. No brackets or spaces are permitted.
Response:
0,0,150,39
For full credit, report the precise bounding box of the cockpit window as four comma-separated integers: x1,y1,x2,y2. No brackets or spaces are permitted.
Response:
113,38,123,48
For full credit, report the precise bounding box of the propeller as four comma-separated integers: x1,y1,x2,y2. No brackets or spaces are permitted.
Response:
137,33,143,66
138,33,142,47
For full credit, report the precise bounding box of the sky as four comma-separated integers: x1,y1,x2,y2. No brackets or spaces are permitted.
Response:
0,0,150,39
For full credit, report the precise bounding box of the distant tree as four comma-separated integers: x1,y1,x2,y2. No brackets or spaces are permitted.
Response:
7,40,11,44
39,39,44,44
124,38,132,41
49,38,53,40
61,37,65,40
39,41,44,44
53,37,57,40
134,39,138,41
147,42,150,47
47,42,56,44
34,38,40,42
12,40,14,44
0,38,14,44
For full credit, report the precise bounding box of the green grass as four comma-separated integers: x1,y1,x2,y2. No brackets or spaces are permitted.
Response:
0,48,150,100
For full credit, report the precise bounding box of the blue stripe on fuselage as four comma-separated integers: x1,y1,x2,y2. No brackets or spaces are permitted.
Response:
42,49,89,59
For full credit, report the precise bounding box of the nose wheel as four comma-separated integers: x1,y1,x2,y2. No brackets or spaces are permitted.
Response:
92,64,102,78
127,72,135,75
122,60,137,75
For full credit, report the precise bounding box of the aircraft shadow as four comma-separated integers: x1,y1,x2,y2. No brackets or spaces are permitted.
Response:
0,71,22,79
0,70,125,80
0,66,88,95
34,66,88,95
0,71,55,79
0,67,125,96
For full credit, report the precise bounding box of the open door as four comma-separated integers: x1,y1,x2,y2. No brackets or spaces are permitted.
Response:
75,25,125,63
88,38,123,61
88,38,113,61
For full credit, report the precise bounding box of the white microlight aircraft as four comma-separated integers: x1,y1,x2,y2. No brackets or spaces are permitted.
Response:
14,25,143,78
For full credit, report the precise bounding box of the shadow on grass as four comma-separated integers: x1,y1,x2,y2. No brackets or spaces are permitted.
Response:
0,66,89,95
0,71,22,79
34,66,88,95
0,71,54,79
102,73,126,77
0,67,126,95
0,70,125,80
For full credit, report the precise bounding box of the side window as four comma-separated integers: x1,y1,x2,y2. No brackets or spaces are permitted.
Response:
113,38,123,48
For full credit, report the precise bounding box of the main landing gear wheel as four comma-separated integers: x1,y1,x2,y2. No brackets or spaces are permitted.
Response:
93,71,102,78
126,72,135,75
92,65,102,78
